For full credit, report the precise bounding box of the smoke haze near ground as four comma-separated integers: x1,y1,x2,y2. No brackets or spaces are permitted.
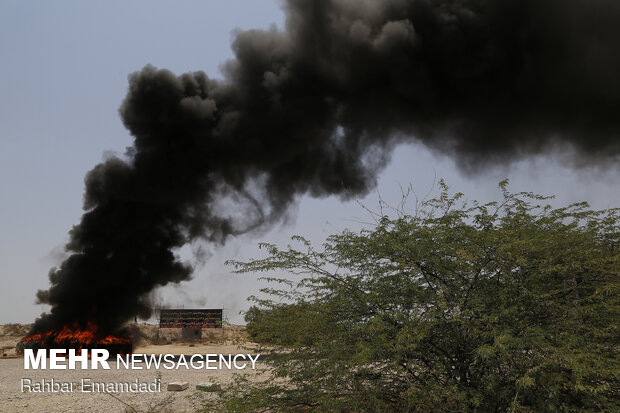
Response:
32,0,620,334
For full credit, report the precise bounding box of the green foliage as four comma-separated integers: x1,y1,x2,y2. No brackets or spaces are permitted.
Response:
222,181,619,412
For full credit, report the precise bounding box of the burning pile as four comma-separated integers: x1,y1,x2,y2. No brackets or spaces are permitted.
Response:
16,322,131,356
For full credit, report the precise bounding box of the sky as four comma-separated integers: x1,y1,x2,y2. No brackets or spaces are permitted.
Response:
1,0,618,325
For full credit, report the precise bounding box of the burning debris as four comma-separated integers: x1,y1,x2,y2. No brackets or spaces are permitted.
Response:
17,322,131,357
27,0,620,343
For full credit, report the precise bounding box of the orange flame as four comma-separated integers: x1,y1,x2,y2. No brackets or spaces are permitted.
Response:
16,322,130,355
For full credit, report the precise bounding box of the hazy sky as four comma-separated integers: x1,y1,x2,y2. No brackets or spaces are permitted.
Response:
1,0,618,325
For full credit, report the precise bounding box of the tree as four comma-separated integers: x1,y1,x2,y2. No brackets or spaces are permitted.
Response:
222,181,619,412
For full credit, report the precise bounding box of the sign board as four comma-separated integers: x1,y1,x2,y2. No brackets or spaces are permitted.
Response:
159,309,223,328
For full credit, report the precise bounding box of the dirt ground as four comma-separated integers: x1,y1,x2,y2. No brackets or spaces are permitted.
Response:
0,324,266,413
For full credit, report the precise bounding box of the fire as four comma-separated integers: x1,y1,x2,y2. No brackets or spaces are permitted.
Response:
16,321,131,356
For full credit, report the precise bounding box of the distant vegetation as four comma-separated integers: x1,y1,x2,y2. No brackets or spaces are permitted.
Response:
220,181,619,412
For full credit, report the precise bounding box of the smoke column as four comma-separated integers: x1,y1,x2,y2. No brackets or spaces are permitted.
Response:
33,0,620,334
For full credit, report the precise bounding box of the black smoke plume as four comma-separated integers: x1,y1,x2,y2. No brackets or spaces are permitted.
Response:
32,0,620,334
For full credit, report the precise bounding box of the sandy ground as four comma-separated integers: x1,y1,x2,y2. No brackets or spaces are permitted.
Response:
0,325,267,413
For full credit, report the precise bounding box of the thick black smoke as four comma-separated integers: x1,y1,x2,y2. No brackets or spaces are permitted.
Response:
33,0,620,334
